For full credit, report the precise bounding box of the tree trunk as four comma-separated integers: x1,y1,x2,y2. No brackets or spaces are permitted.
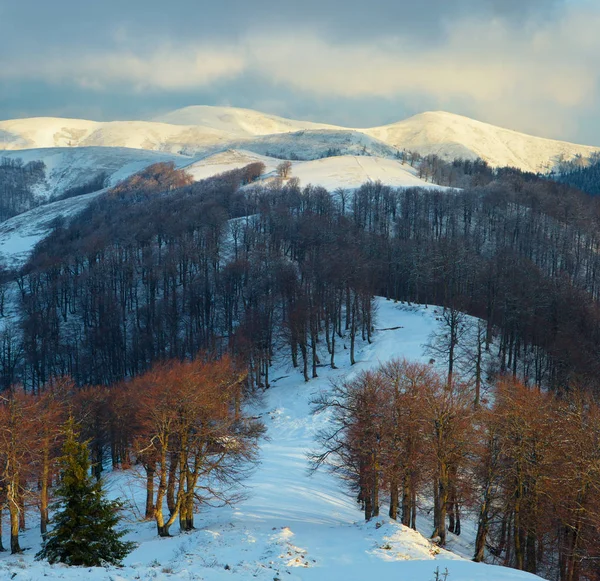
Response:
389,478,398,520
401,477,411,527
330,315,337,368
525,531,537,574
514,494,524,570
155,446,171,537
300,339,309,382
454,502,461,536
179,465,195,532
167,452,178,515
40,449,50,536
473,498,490,562
0,505,4,551
311,324,318,379
433,464,449,546
350,297,357,365
18,489,25,531
145,463,155,520
364,491,373,521
10,496,20,553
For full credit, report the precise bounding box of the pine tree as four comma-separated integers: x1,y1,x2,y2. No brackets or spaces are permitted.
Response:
36,418,135,567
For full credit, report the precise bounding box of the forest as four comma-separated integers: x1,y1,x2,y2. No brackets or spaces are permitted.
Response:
0,157,45,221
313,360,600,581
556,154,600,196
2,157,600,578
8,159,600,393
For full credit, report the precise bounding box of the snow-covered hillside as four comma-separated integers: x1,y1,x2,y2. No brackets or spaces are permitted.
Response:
153,105,342,136
0,147,190,199
0,148,439,269
2,106,597,172
287,155,442,190
186,150,439,191
366,111,599,173
229,129,398,160
184,149,280,181
0,299,543,581
0,117,233,156
0,190,105,267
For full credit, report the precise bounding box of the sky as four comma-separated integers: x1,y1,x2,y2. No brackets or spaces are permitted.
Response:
0,0,599,144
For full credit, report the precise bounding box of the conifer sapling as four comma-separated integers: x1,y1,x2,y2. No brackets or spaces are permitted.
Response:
36,417,135,566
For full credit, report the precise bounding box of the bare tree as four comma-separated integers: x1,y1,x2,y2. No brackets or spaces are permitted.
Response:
131,356,263,536
277,161,293,180
425,306,468,387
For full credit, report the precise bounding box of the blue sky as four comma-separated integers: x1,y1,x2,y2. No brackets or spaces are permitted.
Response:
0,0,598,144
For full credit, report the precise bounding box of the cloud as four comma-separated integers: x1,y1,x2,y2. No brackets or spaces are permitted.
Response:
240,5,600,138
6,10,595,102
246,12,596,105
0,0,598,141
1,45,245,91
0,0,565,48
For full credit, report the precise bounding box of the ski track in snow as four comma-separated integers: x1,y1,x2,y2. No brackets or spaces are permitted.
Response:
0,300,544,581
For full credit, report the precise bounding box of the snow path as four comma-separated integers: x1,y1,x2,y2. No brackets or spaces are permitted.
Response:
0,300,543,580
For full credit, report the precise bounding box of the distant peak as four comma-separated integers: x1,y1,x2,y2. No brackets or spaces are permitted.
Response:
403,110,484,124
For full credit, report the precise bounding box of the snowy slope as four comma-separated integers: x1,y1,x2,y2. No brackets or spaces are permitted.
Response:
289,155,441,190
186,150,438,191
0,147,191,199
0,299,544,581
0,190,105,268
3,106,597,171
153,105,342,136
184,149,281,181
366,111,599,173
78,121,233,154
229,129,398,160
0,117,98,149
0,148,439,269
0,118,233,155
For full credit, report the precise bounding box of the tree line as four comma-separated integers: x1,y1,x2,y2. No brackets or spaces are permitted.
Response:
313,359,600,581
0,354,262,554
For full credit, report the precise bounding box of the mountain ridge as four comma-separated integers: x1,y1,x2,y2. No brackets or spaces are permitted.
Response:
1,106,598,173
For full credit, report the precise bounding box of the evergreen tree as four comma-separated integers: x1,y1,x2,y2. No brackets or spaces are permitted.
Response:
36,418,135,566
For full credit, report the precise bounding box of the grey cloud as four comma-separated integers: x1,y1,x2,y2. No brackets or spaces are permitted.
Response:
1,0,565,51
2,0,598,145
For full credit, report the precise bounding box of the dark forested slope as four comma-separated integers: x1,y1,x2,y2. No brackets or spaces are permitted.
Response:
2,160,600,394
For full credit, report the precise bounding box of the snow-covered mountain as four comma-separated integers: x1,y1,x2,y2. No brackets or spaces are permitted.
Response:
2,106,597,172
365,111,599,173
0,117,234,155
153,105,342,136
